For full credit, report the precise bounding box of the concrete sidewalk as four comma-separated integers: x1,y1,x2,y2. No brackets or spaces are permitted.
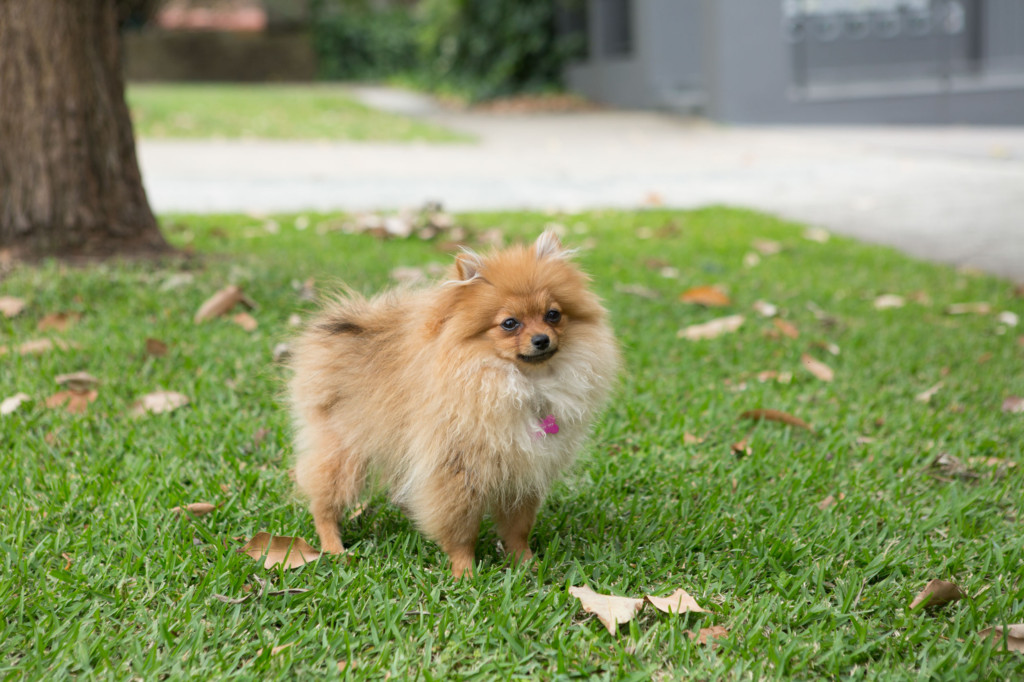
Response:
137,86,1024,281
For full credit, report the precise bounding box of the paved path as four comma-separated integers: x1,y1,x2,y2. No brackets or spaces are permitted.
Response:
138,86,1024,281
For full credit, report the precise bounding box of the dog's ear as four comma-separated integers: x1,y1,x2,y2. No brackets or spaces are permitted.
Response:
454,249,483,282
534,230,564,259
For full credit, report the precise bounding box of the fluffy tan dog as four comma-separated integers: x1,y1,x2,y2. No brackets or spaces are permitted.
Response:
288,231,618,577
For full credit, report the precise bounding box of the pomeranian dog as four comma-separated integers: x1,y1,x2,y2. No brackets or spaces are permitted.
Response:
288,231,618,577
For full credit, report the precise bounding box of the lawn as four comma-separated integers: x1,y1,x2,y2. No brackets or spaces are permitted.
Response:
126,84,468,142
2,208,1023,679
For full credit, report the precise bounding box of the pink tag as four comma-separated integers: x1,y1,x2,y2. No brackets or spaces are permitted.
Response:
539,414,559,435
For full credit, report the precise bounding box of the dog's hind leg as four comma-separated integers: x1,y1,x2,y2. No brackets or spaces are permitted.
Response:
295,430,365,555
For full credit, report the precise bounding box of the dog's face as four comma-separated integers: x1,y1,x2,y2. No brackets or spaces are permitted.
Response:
441,231,605,370
487,296,563,366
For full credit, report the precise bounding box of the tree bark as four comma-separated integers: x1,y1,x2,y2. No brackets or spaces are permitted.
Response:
0,0,169,259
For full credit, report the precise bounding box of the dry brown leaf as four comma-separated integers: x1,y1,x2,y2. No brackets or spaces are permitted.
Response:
931,453,977,480
816,494,836,511
337,660,357,672
172,502,217,517
194,285,255,323
0,338,75,356
804,228,830,243
801,354,834,382
568,585,644,635
687,625,729,645
678,315,744,341
683,432,704,445
915,382,944,403
945,302,991,315
752,239,782,256
615,283,659,299
1,393,31,416
874,294,905,310
752,300,778,318
679,285,731,307
37,311,81,332
46,390,98,414
910,579,967,610
55,372,99,392
1002,396,1024,414
0,296,26,318
145,338,168,356
239,532,322,570
979,624,1024,652
731,439,751,457
772,319,800,339
739,409,813,430
131,391,189,416
645,588,707,615
232,312,258,332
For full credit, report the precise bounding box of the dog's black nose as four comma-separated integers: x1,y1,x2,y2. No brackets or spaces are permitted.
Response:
531,334,550,350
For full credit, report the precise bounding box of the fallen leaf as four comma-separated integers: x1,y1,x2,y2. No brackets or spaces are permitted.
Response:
239,532,322,570
615,283,659,299
1002,396,1024,413
131,391,189,416
172,502,217,517
679,285,731,307
997,311,1019,327
1,393,31,416
874,294,905,310
772,319,799,339
273,342,292,363
194,285,255,323
816,494,836,510
145,338,168,356
931,452,977,480
678,315,744,341
683,432,704,445
46,390,98,414
731,439,751,457
0,338,69,356
915,382,944,403
752,239,782,255
804,228,830,243
232,312,258,332
61,552,73,570
945,302,991,315
909,579,967,610
801,354,834,382
568,585,644,635
55,371,99,392
755,370,793,384
739,409,813,430
752,300,778,318
687,625,729,645
337,660,357,672
347,503,367,521
645,588,707,615
979,624,1024,652
0,296,26,317
37,311,81,332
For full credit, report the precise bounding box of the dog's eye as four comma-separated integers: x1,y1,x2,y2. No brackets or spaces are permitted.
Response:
544,309,562,324
500,317,520,331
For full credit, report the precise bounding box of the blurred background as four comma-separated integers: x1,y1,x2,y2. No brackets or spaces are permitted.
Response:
121,0,1024,124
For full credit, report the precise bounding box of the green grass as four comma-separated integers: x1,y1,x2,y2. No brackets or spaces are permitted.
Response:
2,208,1023,679
126,84,469,142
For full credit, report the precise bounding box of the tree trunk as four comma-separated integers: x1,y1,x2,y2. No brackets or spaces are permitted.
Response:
0,0,169,259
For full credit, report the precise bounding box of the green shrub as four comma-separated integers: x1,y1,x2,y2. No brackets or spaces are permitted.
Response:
310,0,585,101
417,0,584,100
311,1,419,80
